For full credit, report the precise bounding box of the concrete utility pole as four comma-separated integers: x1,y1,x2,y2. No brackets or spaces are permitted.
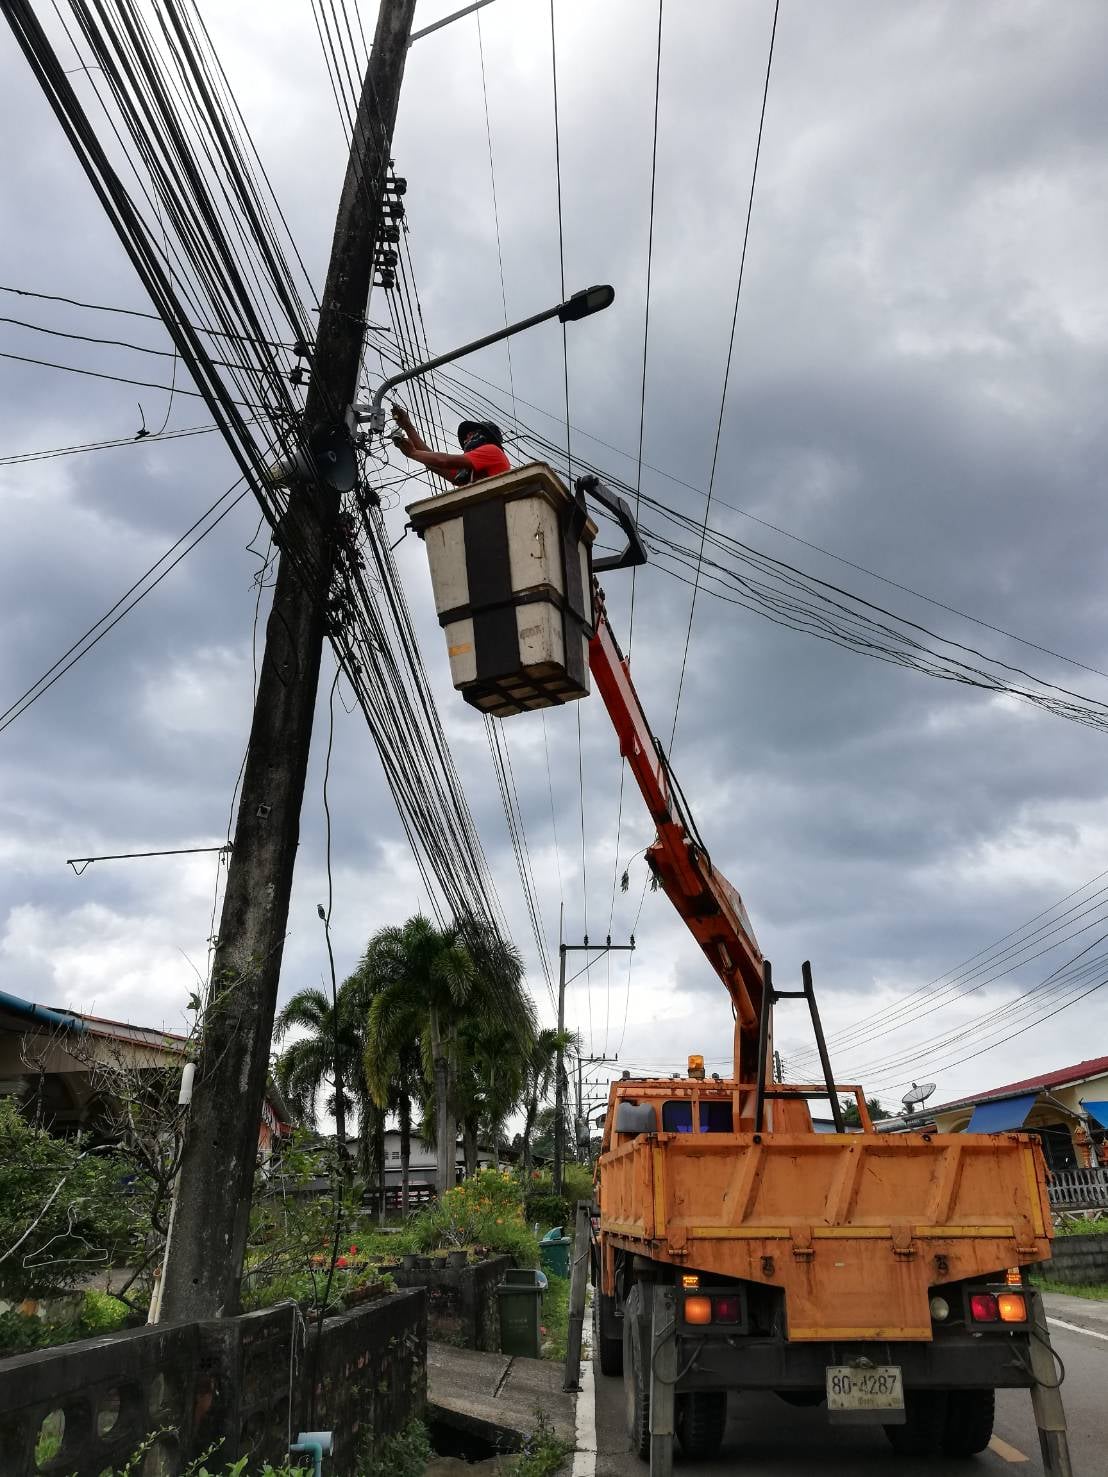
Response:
554,928,634,1195
160,0,418,1322
573,1051,616,1160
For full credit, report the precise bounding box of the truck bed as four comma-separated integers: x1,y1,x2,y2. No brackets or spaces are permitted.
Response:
599,1128,1051,1340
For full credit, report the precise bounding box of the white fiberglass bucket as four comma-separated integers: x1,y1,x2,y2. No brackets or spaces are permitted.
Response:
406,462,596,717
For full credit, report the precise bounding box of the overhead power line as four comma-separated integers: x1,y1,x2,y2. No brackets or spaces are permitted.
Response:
671,0,780,750
0,476,249,736
365,329,1108,689
788,867,1108,1073
371,334,1108,738
0,282,297,346
0,420,227,466
5,0,510,944
0,347,266,408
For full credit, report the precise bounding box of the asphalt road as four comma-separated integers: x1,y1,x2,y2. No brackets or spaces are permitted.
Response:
590,1294,1106,1476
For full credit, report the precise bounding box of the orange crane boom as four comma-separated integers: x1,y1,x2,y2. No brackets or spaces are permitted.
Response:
587,602,766,1083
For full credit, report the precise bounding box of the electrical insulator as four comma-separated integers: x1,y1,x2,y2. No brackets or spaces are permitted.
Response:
381,225,400,244
375,249,398,268
374,269,396,289
388,175,407,196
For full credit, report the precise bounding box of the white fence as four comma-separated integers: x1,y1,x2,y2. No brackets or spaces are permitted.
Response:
1048,1166,1108,1212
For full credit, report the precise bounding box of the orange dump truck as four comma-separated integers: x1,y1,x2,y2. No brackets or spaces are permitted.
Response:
581,561,1057,1462
594,1075,1052,1460
408,463,1070,1471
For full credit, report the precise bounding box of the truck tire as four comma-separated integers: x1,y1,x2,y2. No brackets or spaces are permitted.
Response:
597,1291,624,1376
883,1390,948,1456
943,1389,995,1456
623,1284,650,1461
676,1391,727,1460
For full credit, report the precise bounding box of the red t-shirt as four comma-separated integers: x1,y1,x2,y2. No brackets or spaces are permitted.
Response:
462,443,510,480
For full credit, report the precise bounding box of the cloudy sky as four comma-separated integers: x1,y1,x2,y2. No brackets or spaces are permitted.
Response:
3,0,1108,1124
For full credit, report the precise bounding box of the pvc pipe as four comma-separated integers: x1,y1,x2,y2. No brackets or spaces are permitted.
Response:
0,990,86,1032
290,1431,333,1477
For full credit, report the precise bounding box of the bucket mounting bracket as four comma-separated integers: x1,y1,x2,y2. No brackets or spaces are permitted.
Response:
576,475,648,573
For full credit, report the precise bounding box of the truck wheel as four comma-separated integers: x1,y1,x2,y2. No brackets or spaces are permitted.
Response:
883,1390,948,1456
943,1389,995,1456
676,1391,727,1460
597,1291,624,1376
623,1285,650,1461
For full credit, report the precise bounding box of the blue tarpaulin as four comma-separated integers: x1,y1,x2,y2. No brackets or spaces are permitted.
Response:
966,1092,1037,1133
1082,1101,1108,1131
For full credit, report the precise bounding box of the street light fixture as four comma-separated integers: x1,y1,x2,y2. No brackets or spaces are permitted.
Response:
351,284,615,437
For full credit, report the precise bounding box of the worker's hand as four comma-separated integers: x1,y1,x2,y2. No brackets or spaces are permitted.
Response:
391,402,414,433
392,433,415,456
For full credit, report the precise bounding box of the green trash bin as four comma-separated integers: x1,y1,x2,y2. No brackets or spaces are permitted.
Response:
497,1268,544,1357
539,1232,571,1279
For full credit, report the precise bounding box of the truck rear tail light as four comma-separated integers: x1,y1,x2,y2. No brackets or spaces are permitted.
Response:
683,1295,713,1325
713,1294,741,1323
969,1293,999,1323
998,1292,1027,1323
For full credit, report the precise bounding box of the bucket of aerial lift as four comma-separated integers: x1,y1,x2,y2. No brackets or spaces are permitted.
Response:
406,462,597,717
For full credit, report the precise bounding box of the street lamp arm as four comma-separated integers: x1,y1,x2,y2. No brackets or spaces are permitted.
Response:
353,285,614,435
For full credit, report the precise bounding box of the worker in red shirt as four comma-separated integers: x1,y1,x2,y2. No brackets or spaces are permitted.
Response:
390,404,510,486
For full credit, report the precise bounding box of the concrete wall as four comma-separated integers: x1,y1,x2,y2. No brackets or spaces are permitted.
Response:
1038,1230,1108,1286
385,1255,512,1351
0,1288,425,1476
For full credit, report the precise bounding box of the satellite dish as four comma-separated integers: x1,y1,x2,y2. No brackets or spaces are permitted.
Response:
902,1081,936,1110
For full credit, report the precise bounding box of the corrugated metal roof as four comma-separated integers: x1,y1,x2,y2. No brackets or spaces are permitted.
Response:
933,1055,1108,1114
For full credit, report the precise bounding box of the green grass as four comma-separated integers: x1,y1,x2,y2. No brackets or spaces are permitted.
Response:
503,1412,574,1477
539,1273,571,1362
1033,1274,1108,1301
1054,1215,1108,1236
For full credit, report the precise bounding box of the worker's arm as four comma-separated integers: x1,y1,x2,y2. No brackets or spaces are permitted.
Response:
399,444,470,479
390,403,430,454
391,403,469,482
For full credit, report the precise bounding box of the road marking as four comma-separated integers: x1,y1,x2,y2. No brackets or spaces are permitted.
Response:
573,1292,597,1477
988,1435,1029,1463
1048,1314,1108,1343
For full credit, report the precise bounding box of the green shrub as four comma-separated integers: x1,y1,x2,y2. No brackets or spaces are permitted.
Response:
406,1166,539,1266
82,1289,130,1330
505,1411,573,1476
0,1099,144,1301
539,1273,570,1362
523,1191,565,1232
520,1163,594,1232
0,1291,129,1355
358,1416,433,1477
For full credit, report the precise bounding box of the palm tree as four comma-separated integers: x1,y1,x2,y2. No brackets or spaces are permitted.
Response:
358,984,423,1215
520,1027,572,1170
454,1017,527,1178
273,987,351,1164
361,914,535,1195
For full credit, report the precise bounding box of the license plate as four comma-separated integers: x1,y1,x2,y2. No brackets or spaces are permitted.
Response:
826,1365,904,1412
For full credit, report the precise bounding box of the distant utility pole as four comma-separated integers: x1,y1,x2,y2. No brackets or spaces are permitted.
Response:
574,1051,617,1160
555,925,634,1195
160,0,418,1323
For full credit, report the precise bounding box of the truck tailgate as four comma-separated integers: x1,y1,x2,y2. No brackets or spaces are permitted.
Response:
599,1131,1051,1340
